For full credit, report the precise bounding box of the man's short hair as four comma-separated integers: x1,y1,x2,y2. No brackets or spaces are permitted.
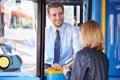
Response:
46,2,64,15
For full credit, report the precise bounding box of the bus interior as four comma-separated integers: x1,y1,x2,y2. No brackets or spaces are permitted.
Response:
0,0,120,80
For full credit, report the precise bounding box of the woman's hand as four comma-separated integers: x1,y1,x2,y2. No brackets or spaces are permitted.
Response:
63,65,70,76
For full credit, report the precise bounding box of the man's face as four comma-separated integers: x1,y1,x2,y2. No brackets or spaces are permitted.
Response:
48,7,64,28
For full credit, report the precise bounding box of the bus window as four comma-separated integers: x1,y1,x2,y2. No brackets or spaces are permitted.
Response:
0,0,38,76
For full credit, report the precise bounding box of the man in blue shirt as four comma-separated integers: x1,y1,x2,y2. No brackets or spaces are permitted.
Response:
45,2,81,70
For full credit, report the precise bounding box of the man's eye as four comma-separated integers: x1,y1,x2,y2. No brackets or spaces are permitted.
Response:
59,12,63,15
52,14,56,17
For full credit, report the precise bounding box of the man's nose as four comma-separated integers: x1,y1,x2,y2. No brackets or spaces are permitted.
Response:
56,14,61,19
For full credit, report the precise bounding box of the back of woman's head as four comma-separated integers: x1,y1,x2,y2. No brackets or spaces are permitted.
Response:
79,20,104,51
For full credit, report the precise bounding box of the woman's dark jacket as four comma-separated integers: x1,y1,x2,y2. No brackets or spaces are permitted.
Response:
67,47,109,80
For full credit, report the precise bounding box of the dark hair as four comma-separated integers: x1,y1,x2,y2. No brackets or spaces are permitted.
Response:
46,2,64,15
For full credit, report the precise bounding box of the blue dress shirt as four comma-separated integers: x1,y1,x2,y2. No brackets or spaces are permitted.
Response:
45,22,82,66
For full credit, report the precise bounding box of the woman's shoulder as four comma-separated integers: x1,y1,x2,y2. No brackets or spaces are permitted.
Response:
76,48,91,57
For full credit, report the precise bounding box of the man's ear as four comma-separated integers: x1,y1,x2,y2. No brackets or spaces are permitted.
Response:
48,14,51,19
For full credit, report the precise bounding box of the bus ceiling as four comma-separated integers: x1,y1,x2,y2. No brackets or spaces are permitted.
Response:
46,0,85,5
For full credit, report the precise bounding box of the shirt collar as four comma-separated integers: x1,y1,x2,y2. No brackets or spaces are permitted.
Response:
51,23,65,34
